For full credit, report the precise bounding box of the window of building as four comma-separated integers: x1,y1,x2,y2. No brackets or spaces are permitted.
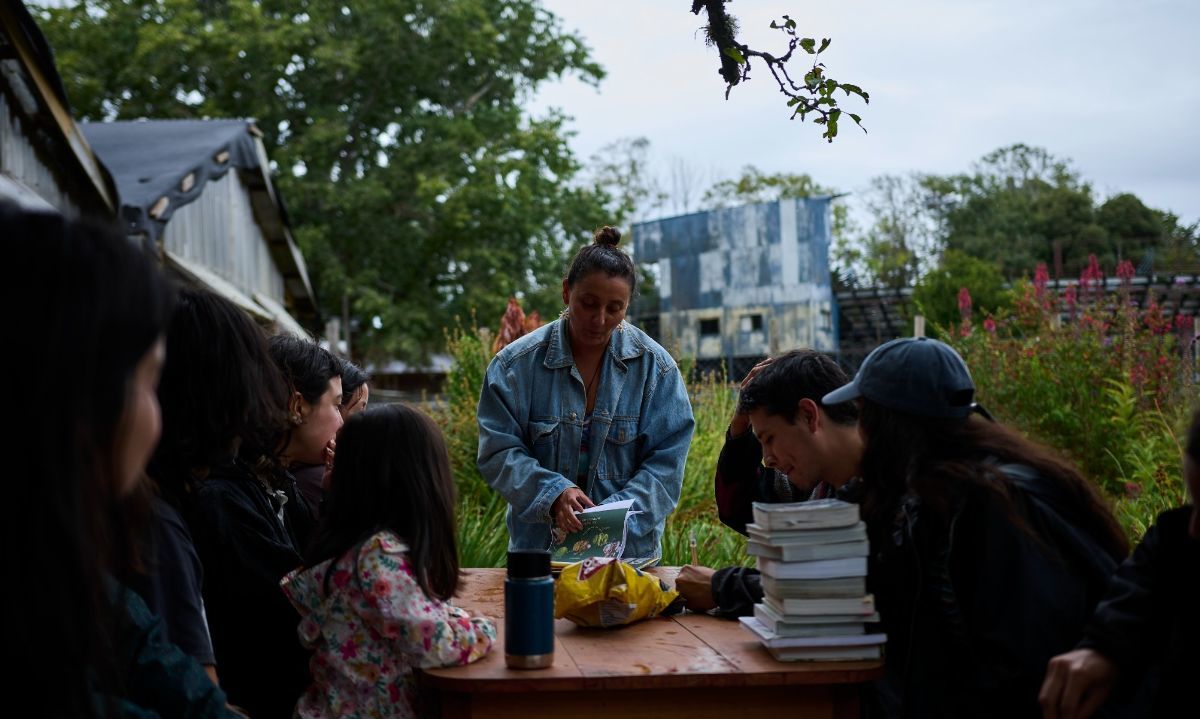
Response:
699,318,720,336
739,314,764,333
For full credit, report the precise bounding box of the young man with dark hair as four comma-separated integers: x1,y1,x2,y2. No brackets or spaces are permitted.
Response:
675,349,864,615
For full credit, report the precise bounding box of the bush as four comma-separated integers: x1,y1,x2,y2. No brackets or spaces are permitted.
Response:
950,258,1196,540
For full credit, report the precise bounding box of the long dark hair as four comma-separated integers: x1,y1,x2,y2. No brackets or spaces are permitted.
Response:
6,205,172,717
340,358,370,407
857,400,1128,561
304,404,460,600
147,287,288,509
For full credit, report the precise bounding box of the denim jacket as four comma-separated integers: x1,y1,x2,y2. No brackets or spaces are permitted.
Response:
477,318,695,561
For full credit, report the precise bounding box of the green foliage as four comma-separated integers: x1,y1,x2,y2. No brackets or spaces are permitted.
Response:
442,322,751,569
926,144,1170,279
693,4,868,139
913,250,1010,335
843,144,1194,290
39,0,613,364
949,267,1196,541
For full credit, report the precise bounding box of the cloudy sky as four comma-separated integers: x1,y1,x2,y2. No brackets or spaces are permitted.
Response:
531,0,1200,226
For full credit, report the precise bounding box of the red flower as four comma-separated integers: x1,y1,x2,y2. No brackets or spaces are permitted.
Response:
983,317,997,334
957,287,973,319
1034,263,1050,297
1116,260,1135,282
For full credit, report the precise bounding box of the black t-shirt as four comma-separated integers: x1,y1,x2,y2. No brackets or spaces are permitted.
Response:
127,496,217,665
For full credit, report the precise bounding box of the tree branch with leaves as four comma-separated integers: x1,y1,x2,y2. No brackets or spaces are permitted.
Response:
691,0,869,141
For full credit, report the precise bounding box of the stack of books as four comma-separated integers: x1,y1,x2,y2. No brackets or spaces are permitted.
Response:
738,499,886,661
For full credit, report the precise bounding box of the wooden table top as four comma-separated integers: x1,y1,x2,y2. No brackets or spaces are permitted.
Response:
418,567,884,693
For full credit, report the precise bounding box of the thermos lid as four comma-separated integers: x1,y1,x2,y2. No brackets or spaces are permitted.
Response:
507,550,551,578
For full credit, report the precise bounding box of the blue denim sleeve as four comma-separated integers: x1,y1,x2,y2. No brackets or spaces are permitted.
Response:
476,355,575,524
601,362,695,557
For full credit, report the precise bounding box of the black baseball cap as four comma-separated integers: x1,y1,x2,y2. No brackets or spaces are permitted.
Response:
822,337,976,419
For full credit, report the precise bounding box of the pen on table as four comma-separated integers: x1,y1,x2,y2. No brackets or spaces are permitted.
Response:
689,528,698,565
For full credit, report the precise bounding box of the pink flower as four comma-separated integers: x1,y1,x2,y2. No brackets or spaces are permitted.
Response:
340,640,359,660
1124,482,1142,499
1034,263,1050,298
332,570,352,588
983,317,997,334
371,579,391,597
957,287,973,319
1116,260,1135,282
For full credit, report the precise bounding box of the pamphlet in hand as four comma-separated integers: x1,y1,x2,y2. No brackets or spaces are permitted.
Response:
550,500,639,568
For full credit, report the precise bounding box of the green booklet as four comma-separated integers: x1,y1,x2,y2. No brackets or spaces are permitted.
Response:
550,499,638,568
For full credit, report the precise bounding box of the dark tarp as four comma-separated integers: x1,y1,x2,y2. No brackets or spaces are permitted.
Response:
81,118,274,241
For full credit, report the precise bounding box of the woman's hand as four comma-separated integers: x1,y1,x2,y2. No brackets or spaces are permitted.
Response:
1038,648,1117,719
551,487,595,532
729,358,775,436
320,437,336,490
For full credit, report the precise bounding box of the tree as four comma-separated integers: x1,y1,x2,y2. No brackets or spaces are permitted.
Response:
850,173,942,289
39,0,613,363
912,250,1009,335
587,136,666,222
927,145,1107,279
689,1,869,141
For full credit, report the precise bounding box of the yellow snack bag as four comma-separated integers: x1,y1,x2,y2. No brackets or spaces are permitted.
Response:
554,557,682,628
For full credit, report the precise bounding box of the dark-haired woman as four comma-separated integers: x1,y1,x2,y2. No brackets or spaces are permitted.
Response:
145,287,313,717
282,404,495,718
294,357,371,513
821,337,1129,717
477,226,695,563
5,205,237,717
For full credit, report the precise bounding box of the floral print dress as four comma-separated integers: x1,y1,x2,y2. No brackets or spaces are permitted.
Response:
280,531,496,718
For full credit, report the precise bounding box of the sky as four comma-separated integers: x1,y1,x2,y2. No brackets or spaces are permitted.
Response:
530,0,1200,226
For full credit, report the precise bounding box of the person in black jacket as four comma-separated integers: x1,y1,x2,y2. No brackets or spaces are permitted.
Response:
138,287,304,691
187,320,336,718
1039,408,1200,719
676,350,863,615
5,205,237,718
822,337,1129,718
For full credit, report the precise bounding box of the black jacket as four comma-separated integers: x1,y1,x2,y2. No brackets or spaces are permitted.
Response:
1078,506,1200,716
867,463,1123,718
189,459,313,719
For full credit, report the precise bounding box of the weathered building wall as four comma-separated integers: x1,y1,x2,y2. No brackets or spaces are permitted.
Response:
633,198,837,362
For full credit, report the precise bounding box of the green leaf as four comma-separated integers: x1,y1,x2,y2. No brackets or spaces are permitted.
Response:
786,96,802,106
770,21,778,29
823,79,839,97
818,38,831,53
800,38,816,54
723,46,746,65
817,97,836,106
785,17,797,30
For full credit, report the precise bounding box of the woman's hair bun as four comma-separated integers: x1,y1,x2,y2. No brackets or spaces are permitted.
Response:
593,225,621,247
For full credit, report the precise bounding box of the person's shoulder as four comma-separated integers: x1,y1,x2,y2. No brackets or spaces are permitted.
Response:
494,322,554,366
1144,506,1195,546
617,322,678,372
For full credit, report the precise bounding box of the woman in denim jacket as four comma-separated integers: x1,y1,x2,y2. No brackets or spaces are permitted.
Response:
477,227,695,563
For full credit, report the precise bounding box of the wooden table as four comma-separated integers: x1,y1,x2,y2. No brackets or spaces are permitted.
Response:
418,567,883,718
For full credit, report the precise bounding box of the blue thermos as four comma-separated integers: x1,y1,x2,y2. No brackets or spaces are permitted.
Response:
504,550,555,669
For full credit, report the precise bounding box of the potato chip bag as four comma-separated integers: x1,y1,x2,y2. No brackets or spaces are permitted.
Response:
554,557,683,628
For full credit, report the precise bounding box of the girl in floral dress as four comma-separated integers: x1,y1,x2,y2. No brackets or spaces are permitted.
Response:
281,404,495,718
